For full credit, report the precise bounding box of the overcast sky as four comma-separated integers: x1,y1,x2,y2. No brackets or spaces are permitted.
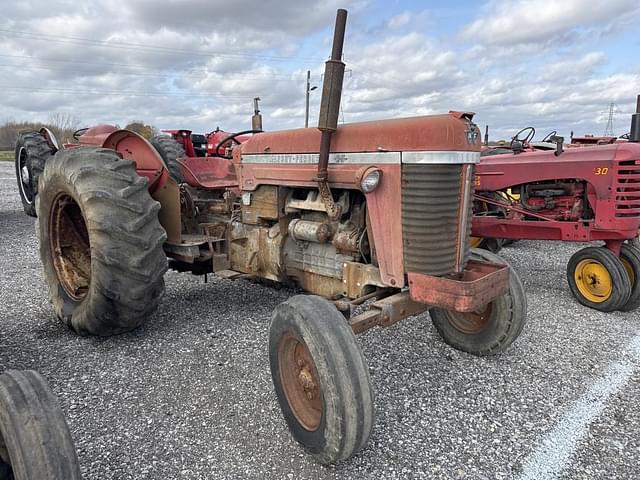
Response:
1,0,639,141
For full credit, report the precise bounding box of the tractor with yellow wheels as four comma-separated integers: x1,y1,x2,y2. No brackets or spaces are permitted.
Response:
472,105,640,312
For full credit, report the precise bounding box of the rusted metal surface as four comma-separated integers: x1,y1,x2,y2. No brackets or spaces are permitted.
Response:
288,219,331,243
407,260,509,313
241,185,280,225
446,304,493,334
349,291,428,334
230,223,284,282
49,193,91,301
341,261,386,299
152,176,182,244
278,334,323,431
239,114,480,157
403,164,470,277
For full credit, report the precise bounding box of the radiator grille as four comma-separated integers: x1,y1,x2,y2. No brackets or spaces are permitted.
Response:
402,164,473,276
614,158,640,218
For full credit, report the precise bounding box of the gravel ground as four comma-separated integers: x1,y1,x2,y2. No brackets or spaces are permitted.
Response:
0,160,638,479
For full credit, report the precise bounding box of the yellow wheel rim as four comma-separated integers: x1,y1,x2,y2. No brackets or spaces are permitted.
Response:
574,259,613,303
470,237,483,248
620,257,636,285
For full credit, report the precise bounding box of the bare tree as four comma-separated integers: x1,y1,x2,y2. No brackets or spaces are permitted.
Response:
48,112,81,144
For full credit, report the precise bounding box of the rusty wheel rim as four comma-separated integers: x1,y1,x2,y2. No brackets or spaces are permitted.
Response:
49,193,91,301
447,303,493,334
278,334,323,431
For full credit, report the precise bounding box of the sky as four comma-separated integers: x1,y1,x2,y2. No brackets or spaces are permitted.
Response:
1,0,639,141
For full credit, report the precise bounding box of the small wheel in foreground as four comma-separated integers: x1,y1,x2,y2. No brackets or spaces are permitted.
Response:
430,248,527,356
566,246,631,312
619,244,640,311
629,234,640,250
269,295,375,464
0,370,82,480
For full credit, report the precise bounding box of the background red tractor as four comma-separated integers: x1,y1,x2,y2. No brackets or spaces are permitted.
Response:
19,10,526,464
472,101,640,312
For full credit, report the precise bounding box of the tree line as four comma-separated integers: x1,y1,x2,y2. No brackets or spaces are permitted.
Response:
0,114,157,150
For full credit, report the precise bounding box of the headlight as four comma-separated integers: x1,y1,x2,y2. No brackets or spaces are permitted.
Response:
360,169,381,193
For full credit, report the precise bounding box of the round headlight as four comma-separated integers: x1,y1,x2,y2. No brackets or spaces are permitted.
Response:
360,169,381,193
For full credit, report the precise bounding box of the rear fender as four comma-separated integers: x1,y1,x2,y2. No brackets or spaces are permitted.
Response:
101,129,182,243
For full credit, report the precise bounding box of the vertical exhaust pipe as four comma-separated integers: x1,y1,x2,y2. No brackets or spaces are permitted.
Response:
630,94,640,142
316,9,348,220
252,97,263,131
483,125,489,146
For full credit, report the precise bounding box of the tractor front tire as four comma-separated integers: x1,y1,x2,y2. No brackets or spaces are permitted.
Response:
14,132,54,217
619,244,640,311
0,370,82,480
150,135,185,183
430,248,527,356
37,147,167,336
269,295,375,464
566,247,631,312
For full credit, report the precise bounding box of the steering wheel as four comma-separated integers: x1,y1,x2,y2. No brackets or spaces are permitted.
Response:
511,127,535,147
620,132,630,140
541,130,557,142
72,128,89,141
214,129,263,158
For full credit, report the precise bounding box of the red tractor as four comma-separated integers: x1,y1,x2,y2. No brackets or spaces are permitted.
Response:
472,106,640,312
19,10,526,463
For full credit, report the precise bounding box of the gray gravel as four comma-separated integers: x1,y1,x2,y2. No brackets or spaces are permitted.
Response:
0,160,638,479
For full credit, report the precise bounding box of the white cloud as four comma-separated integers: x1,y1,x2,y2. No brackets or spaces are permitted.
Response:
463,0,640,46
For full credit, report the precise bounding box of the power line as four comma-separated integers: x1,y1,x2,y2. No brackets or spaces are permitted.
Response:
0,85,257,100
0,53,305,79
0,28,323,64
0,62,302,82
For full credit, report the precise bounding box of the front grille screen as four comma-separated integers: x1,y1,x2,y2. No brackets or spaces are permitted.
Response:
402,164,472,276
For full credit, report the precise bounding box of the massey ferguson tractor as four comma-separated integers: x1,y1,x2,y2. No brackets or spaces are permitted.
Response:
17,10,526,463
0,368,81,479
472,107,640,313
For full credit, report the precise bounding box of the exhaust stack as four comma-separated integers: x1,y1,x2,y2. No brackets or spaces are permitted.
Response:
316,9,348,220
252,97,263,131
630,95,640,142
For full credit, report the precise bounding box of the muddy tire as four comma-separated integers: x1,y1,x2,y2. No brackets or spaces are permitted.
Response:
37,147,167,336
630,233,640,249
0,370,82,480
566,246,631,312
619,244,640,312
150,136,185,183
14,132,55,217
269,295,375,464
430,248,527,356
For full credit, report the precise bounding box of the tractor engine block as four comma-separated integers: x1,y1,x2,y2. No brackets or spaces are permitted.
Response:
517,181,585,221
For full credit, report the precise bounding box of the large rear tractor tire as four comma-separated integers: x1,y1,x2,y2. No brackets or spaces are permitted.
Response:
0,370,82,480
566,246,631,312
430,248,527,356
37,147,167,336
150,135,185,183
14,132,55,217
269,295,375,464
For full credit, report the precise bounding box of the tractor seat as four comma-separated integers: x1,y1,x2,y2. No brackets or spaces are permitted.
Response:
176,156,238,189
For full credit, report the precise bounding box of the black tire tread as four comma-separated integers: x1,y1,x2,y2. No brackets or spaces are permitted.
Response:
566,246,631,312
0,370,81,480
269,295,375,464
14,131,54,217
619,244,640,311
37,147,167,335
430,248,527,356
150,136,185,183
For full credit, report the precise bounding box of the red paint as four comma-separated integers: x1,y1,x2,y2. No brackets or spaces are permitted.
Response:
473,143,640,244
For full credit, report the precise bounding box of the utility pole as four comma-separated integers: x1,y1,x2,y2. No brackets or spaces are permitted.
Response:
304,70,317,128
